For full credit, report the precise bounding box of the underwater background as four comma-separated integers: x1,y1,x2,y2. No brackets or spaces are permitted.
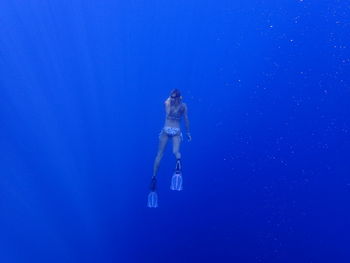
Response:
0,0,349,262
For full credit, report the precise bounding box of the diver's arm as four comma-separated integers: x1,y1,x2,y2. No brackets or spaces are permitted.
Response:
165,99,170,116
183,103,192,141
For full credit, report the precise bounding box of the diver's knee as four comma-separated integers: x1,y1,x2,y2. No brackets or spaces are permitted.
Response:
173,151,181,158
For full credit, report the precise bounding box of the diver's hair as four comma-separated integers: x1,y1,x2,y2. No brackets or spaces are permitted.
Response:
170,89,181,98
169,89,182,105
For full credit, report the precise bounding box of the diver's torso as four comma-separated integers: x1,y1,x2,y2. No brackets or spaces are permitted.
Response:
164,102,184,128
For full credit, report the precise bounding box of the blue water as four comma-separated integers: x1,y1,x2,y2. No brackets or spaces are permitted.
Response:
0,1,349,262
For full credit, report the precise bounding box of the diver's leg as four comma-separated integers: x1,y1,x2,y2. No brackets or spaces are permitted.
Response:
153,132,169,177
172,135,181,160
172,135,182,162
170,135,183,191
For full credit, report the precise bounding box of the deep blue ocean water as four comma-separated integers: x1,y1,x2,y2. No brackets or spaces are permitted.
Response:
0,0,349,262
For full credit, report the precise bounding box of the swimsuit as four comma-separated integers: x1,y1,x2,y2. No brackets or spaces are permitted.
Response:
161,103,184,138
167,104,183,121
160,126,183,139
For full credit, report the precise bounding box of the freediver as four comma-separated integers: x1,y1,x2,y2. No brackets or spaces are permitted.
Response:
148,89,191,207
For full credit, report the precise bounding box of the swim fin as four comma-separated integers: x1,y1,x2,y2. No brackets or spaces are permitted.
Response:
170,159,183,191
150,176,157,192
148,177,158,208
147,191,158,208
170,171,183,191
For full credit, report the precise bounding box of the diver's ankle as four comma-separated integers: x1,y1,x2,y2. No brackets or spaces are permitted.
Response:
176,159,182,171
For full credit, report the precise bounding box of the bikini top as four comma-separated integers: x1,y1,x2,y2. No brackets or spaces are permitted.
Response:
167,104,184,120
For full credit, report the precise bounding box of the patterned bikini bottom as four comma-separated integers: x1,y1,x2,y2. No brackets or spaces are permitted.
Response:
160,126,183,138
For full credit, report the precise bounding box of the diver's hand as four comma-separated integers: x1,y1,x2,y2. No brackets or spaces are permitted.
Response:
186,132,192,142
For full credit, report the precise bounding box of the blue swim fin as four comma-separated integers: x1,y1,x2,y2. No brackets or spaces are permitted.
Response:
171,159,183,191
148,177,158,208
147,191,158,208
170,171,183,191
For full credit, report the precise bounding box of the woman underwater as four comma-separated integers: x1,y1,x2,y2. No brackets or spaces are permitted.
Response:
148,89,191,208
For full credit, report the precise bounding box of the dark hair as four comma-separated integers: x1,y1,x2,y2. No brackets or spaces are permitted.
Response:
170,89,181,98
